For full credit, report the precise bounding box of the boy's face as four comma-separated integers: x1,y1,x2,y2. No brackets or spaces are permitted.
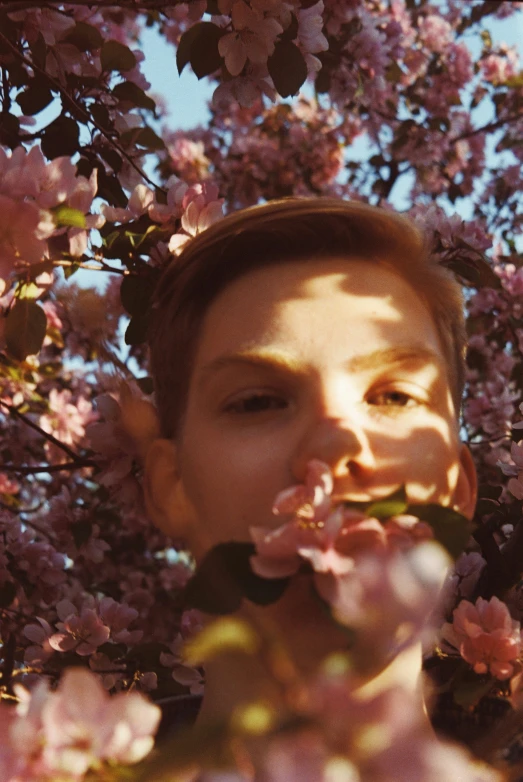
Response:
162,257,475,560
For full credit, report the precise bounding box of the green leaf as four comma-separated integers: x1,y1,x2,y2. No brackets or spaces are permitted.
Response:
120,126,165,151
184,542,290,615
124,312,149,346
90,102,112,130
64,21,103,52
16,83,53,115
29,33,47,69
97,642,127,660
97,144,123,174
125,641,168,667
280,13,299,43
5,300,47,361
268,41,307,98
0,581,17,609
120,274,156,316
504,73,523,89
101,40,137,72
477,484,502,502
96,168,127,208
72,520,93,548
63,263,80,280
183,617,259,665
406,504,471,560
385,61,403,84
184,22,224,79
177,24,199,75
52,205,86,229
112,81,156,112
41,115,79,159
475,497,500,516
453,678,494,709
136,376,154,394
0,112,20,148
367,486,408,520
17,282,42,300
443,253,501,290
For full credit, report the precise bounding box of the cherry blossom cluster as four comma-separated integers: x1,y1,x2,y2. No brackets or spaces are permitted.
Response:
161,463,503,781
0,146,104,282
0,0,523,778
0,667,160,781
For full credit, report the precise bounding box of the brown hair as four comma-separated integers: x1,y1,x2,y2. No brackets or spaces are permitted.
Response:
149,198,466,438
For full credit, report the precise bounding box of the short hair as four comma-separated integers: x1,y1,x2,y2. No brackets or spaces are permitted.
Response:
149,198,466,438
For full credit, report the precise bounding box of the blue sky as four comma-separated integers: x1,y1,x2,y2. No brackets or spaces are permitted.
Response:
138,8,523,133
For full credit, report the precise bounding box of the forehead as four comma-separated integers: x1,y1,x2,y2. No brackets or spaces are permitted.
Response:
194,257,446,370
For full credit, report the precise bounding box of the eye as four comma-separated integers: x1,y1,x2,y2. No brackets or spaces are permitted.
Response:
367,389,417,408
224,392,288,414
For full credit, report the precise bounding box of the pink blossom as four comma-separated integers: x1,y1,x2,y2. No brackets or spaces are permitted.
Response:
167,181,224,253
66,169,105,256
101,183,155,223
0,472,19,494
0,194,50,276
49,600,110,656
418,15,453,52
44,668,160,768
166,136,211,183
252,461,434,581
308,673,499,782
23,617,55,666
3,668,160,778
39,388,97,459
481,50,519,85
272,459,333,521
318,543,450,663
218,0,283,76
99,596,143,644
160,634,205,694
442,596,522,679
181,182,225,235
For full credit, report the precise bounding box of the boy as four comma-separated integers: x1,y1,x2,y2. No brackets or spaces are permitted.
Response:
144,197,477,728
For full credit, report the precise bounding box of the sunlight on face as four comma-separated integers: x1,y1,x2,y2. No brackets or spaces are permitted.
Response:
176,258,468,560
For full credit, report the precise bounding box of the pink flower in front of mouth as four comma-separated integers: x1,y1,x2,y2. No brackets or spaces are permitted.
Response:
272,458,333,521
251,461,435,580
251,505,387,580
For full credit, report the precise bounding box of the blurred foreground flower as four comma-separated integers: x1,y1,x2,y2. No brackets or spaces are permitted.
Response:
0,667,160,781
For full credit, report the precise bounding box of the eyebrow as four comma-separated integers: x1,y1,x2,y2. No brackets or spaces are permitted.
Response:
197,345,444,387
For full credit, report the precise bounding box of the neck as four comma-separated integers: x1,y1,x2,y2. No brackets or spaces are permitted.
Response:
196,640,429,730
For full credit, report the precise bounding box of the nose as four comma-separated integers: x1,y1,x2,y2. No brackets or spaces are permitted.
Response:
291,415,376,483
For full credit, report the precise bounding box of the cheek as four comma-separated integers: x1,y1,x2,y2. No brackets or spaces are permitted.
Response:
177,429,290,536
374,420,459,487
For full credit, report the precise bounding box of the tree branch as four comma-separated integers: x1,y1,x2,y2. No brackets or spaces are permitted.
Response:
0,29,163,193
452,114,523,143
52,259,127,275
1,460,97,474
0,0,185,11
0,399,88,463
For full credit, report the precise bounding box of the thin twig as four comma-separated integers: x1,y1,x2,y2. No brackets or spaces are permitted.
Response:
0,399,86,462
52,259,127,275
0,505,57,541
0,0,182,10
452,114,523,143
1,460,97,473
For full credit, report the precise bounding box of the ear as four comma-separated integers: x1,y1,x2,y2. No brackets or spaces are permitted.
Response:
452,443,477,520
144,439,191,537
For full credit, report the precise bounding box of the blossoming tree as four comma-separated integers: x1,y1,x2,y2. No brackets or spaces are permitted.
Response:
1,0,523,779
